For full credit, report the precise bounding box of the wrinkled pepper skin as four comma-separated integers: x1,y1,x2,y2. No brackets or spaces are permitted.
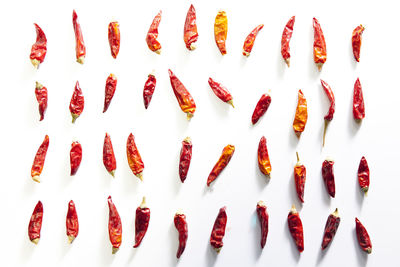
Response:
208,78,234,107
174,212,188,258
321,208,340,250
28,201,43,244
126,133,145,180
313,17,327,71
251,93,271,125
146,11,162,54
256,201,269,248
103,74,117,113
143,73,156,109
210,206,227,252
133,197,150,248
322,159,335,198
168,69,196,120
69,81,85,123
35,81,48,121
179,137,192,183
30,23,47,68
352,25,365,62
108,21,120,59
207,145,235,186
353,78,365,121
320,79,335,146
31,135,50,183
287,205,304,253
108,196,122,254
281,16,295,67
355,218,372,254
72,10,86,64
293,90,308,137
70,141,82,176
214,11,228,55
66,200,79,243
184,4,198,50
294,152,306,203
103,133,116,177
258,136,271,176
242,24,264,56
358,156,370,194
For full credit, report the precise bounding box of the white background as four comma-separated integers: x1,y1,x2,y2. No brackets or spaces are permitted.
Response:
0,0,397,266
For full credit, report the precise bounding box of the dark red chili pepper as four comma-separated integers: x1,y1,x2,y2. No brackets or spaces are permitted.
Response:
256,201,269,249
208,78,234,107
281,16,295,67
31,135,49,183
355,218,372,254
313,17,327,71
287,205,304,253
353,78,365,121
320,79,335,146
168,69,196,120
66,200,79,243
70,141,82,176
30,23,47,69
321,208,340,250
242,24,264,56
28,200,43,244
35,81,48,121
103,133,116,177
146,11,162,54
207,145,235,186
322,159,335,198
108,21,120,59
174,211,188,258
133,197,150,248
103,74,117,113
210,206,227,253
143,72,156,109
108,196,122,254
251,93,271,125
258,136,271,176
352,25,365,62
126,133,145,180
294,152,306,203
184,4,198,50
72,10,86,64
358,156,370,194
69,81,84,123
179,137,192,183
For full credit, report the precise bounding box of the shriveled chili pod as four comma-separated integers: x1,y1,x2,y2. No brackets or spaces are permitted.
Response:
72,10,86,64
127,133,145,180
133,197,150,248
143,72,156,109
108,196,122,254
355,218,372,254
293,90,308,137
103,74,117,113
66,200,79,243
31,135,49,183
208,77,234,107
207,145,235,186
353,78,365,121
252,93,271,125
168,69,196,120
35,81,48,121
103,133,116,177
256,201,269,249
184,4,198,50
174,211,188,258
146,11,162,54
358,156,370,194
320,79,335,146
179,137,192,183
281,16,295,67
352,25,365,62
28,201,43,244
294,152,306,203
69,81,84,123
210,206,227,253
30,23,47,68
258,136,271,176
242,24,264,56
313,17,327,71
70,141,82,176
287,204,304,253
214,11,228,55
321,208,340,250
322,158,335,198
108,21,120,59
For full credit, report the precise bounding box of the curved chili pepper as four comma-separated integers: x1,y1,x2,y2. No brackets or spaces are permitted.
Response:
143,72,156,109
179,137,192,183
321,208,340,250
320,79,335,146
69,81,84,123
242,24,264,57
103,133,116,177
30,23,47,69
31,135,49,183
355,218,372,254
287,205,304,253
258,136,271,176
358,156,370,194
28,201,43,244
313,17,327,71
168,69,196,120
353,78,365,121
70,141,82,176
207,145,235,186
352,25,365,62
174,211,188,258
107,196,122,254
281,16,295,67
214,11,228,55
66,200,79,243
35,81,48,121
210,206,227,253
108,21,120,59
322,159,335,198
294,152,306,203
208,77,234,107
146,11,162,54
103,74,117,113
127,133,144,180
133,197,150,248
252,93,271,125
293,90,308,137
72,10,86,64
184,4,198,50
256,201,269,249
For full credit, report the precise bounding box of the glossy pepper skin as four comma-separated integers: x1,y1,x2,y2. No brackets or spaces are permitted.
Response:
108,196,122,254
207,145,235,186
214,11,228,55
69,81,84,123
281,16,295,67
66,200,79,243
208,78,234,107
70,141,82,176
313,17,327,71
31,135,50,183
252,93,271,125
146,11,162,54
184,4,198,50
126,133,145,180
133,197,150,248
174,211,188,258
352,25,365,62
143,73,156,109
322,159,335,198
210,206,227,253
28,201,43,244
294,152,306,203
242,24,264,56
320,79,335,146
103,74,117,113
358,156,370,194
355,218,372,254
108,21,120,59
168,69,196,120
321,208,340,250
287,205,304,253
353,78,365,121
30,23,47,68
293,90,308,137
179,137,192,183
256,201,269,248
103,133,116,177
72,10,86,64
258,136,271,176
35,81,48,121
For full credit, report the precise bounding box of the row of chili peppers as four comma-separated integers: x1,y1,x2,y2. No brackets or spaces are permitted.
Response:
30,9,365,69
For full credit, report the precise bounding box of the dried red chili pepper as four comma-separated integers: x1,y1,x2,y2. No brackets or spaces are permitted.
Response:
108,21,120,59
133,197,150,248
358,156,370,194
66,200,79,243
28,201,43,244
320,79,335,146
30,23,47,69
210,206,227,253
35,81,48,121
174,211,188,258
69,81,84,123
127,133,145,180
214,11,228,55
352,25,365,62
168,69,196,120
243,24,264,56
103,133,116,177
322,159,335,198
258,136,271,176
179,137,192,183
256,201,269,249
355,218,372,254
207,145,235,186
287,205,304,253
208,77,234,107
108,196,122,254
321,208,340,250
103,74,117,113
143,72,156,109
72,10,86,64
252,93,271,125
293,90,308,137
281,16,295,67
294,152,306,203
353,78,365,121
70,141,82,176
31,135,49,183
146,11,162,54
313,17,327,71
184,4,198,50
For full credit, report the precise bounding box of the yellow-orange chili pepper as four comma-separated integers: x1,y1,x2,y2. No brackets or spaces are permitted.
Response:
293,90,308,137
207,145,235,186
214,11,228,55
257,136,271,176
168,69,196,120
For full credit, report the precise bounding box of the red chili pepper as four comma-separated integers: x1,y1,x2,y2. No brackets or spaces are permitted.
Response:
35,81,48,121
251,93,271,125
31,135,49,183
352,25,365,62
179,137,192,183
353,78,365,121
108,21,120,59
72,10,86,64
69,81,85,123
322,159,335,198
66,200,79,243
103,74,117,113
143,72,156,109
207,145,235,186
256,201,269,249
281,16,295,67
208,77,234,107
174,211,188,258
126,133,145,180
146,11,162,54
321,208,340,250
30,23,47,69
103,133,116,177
320,79,335,146
358,156,370,194
107,196,122,254
294,152,306,203
28,201,43,244
210,206,227,253
70,141,82,176
184,4,198,50
258,136,271,176
313,17,327,71
242,24,264,57
133,197,150,248
287,205,304,253
168,69,196,120
355,218,372,254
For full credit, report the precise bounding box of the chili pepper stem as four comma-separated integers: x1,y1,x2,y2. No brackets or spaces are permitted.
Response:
285,58,290,67
155,49,161,55
136,172,143,181
332,208,339,217
71,113,79,123
295,131,301,138
290,204,297,214
214,247,222,253
31,238,39,244
296,152,300,165
257,200,266,207
31,59,40,69
243,51,250,57
366,248,372,254
186,113,194,121
77,56,85,64
68,235,75,244
109,170,115,177
317,63,323,71
112,247,119,254
35,81,43,89
140,196,147,209
32,175,40,183
227,100,235,108
190,43,196,50
323,120,329,147
362,186,369,196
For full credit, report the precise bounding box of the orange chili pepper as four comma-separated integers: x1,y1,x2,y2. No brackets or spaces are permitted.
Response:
207,145,235,186
352,25,365,62
146,11,162,54
108,21,120,59
168,69,196,120
126,133,144,180
242,24,264,57
257,136,271,176
214,11,228,55
292,90,308,137
313,17,327,71
31,135,50,183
